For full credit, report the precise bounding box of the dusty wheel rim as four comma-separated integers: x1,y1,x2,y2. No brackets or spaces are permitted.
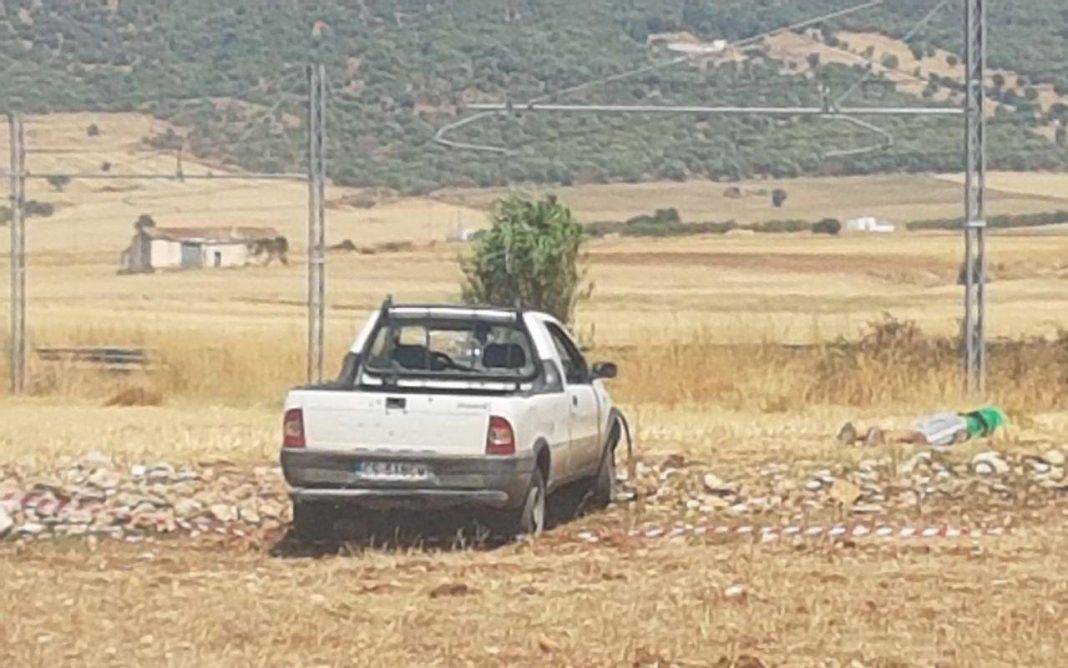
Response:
526,484,545,535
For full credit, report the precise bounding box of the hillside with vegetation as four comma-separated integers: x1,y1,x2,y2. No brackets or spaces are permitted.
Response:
1,0,1066,194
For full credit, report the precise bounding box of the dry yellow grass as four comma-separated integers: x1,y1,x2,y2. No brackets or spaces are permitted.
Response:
2,527,1066,666
437,172,1068,229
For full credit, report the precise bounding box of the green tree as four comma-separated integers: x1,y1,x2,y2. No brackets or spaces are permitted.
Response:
461,194,590,324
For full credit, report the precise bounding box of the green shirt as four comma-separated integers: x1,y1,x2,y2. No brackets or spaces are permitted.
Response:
962,406,1006,438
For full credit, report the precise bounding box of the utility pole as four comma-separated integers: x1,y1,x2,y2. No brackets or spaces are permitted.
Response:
963,0,987,394
7,113,26,395
306,64,327,384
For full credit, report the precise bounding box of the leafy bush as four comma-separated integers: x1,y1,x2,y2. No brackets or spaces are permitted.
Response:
462,195,590,324
751,219,810,233
813,218,842,235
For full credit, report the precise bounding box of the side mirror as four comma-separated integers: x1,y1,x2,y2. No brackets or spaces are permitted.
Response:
591,362,617,380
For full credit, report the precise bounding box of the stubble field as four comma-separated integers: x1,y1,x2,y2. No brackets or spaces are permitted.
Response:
1,113,1067,666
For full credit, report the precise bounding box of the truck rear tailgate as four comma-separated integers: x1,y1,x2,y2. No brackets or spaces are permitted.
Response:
297,391,491,456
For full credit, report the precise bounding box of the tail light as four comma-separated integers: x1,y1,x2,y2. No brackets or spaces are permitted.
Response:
486,416,515,456
283,408,305,448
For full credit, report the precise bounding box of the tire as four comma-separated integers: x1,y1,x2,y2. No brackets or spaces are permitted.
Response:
499,469,547,539
590,423,620,509
291,501,337,541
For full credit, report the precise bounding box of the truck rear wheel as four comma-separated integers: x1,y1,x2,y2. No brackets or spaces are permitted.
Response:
497,469,546,539
291,501,337,541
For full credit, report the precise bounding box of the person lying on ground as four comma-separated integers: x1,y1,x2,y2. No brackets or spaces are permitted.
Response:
837,406,1006,448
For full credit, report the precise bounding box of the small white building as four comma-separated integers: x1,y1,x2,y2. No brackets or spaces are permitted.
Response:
120,223,287,273
845,217,896,233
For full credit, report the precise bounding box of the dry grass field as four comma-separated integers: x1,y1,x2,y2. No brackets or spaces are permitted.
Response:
2,113,1068,665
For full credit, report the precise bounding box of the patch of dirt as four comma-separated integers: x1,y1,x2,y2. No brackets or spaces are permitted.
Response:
104,387,164,407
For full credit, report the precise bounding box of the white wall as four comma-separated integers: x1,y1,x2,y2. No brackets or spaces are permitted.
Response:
201,243,250,268
150,239,184,268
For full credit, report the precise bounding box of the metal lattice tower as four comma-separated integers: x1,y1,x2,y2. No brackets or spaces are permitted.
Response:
963,0,986,394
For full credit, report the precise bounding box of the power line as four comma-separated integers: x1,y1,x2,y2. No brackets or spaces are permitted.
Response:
834,0,952,107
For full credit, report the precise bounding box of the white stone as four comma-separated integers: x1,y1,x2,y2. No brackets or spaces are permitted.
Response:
1043,450,1065,466
702,473,738,496
972,452,1009,476
0,506,12,537
724,584,747,600
172,499,203,518
19,522,45,535
209,504,236,523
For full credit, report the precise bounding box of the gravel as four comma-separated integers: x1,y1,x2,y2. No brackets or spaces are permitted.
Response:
0,445,1064,545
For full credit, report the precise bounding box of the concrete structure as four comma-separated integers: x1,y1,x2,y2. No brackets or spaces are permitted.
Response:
120,224,286,273
845,217,896,233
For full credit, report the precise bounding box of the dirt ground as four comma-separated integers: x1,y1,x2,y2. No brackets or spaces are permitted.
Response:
3,525,1066,667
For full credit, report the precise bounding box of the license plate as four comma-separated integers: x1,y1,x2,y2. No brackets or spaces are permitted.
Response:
354,461,430,481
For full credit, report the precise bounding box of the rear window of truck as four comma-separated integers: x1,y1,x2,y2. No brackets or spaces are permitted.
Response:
363,317,537,379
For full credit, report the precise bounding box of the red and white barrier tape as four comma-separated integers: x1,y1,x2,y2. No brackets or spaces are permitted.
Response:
574,521,1015,545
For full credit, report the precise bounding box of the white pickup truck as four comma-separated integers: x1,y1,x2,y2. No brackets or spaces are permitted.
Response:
280,302,621,539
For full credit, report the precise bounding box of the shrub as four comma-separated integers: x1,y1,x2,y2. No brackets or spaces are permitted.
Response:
46,175,72,192
751,219,811,233
462,194,590,324
907,210,1068,231
771,188,788,208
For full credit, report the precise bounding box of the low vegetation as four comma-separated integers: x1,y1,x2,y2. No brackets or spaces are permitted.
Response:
907,209,1068,231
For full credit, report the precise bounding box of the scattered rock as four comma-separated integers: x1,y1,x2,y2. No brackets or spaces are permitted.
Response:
702,473,738,496
828,479,862,507
0,506,12,537
724,583,748,601
852,503,884,515
209,504,236,523
1043,450,1065,467
972,452,1010,476
173,499,202,518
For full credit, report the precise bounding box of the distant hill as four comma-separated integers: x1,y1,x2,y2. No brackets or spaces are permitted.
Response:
1,0,1066,194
